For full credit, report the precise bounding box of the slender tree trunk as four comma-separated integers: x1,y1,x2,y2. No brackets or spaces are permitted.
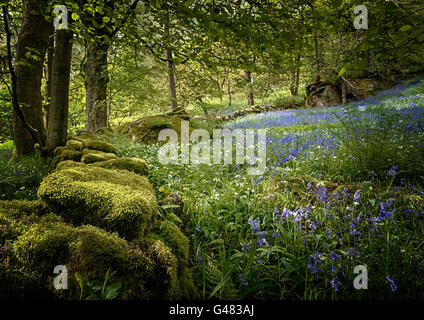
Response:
314,29,321,82
341,81,347,104
290,54,301,96
166,49,178,111
227,77,232,106
84,42,109,132
46,28,73,153
244,70,254,107
44,29,54,129
13,0,50,157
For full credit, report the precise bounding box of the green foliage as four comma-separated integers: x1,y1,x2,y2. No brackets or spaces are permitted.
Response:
75,268,122,300
0,150,49,201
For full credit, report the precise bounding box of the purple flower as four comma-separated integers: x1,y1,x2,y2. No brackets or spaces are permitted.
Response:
331,278,342,291
330,251,340,261
239,274,248,287
196,225,201,232
307,252,323,275
257,232,269,247
386,276,397,292
272,230,281,238
248,218,260,233
387,165,398,176
353,190,361,203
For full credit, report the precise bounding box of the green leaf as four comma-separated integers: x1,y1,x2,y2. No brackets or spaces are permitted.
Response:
338,66,347,77
399,25,412,32
87,280,103,291
86,294,98,300
368,199,376,206
74,273,84,300
71,12,79,21
104,281,122,300
161,204,180,209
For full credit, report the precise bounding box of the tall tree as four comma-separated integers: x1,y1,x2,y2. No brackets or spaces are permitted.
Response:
46,20,74,152
81,0,140,132
12,0,51,157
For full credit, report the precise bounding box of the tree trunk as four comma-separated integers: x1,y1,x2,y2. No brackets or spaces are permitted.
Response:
44,29,54,129
84,42,109,132
244,70,254,107
13,0,50,157
290,54,301,96
166,49,178,111
341,80,347,104
46,28,73,153
227,77,232,106
314,29,321,82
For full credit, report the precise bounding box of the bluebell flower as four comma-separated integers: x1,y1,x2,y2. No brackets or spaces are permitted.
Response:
330,251,340,261
272,230,281,238
386,276,397,292
196,225,201,232
331,278,342,291
248,218,260,233
353,190,361,204
387,165,398,176
307,252,323,275
239,274,248,287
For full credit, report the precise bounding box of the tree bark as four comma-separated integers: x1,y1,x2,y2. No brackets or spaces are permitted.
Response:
227,77,232,106
84,42,109,132
244,70,254,107
46,28,74,153
44,29,54,129
13,0,50,157
314,28,321,82
166,49,178,111
290,54,301,96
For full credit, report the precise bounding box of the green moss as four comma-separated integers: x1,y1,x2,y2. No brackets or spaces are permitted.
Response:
117,114,194,144
53,146,66,156
81,152,117,164
66,140,84,152
95,127,115,136
12,221,74,275
37,166,158,240
85,140,118,155
151,221,189,270
92,157,149,176
61,150,83,161
69,225,154,299
55,160,85,171
51,150,83,168
68,132,93,142
0,204,191,299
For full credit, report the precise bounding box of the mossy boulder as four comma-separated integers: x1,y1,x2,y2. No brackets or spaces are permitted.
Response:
81,151,118,164
37,165,157,240
66,140,84,152
0,202,195,299
95,127,115,136
117,113,194,144
92,157,149,176
150,221,189,270
84,140,118,155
